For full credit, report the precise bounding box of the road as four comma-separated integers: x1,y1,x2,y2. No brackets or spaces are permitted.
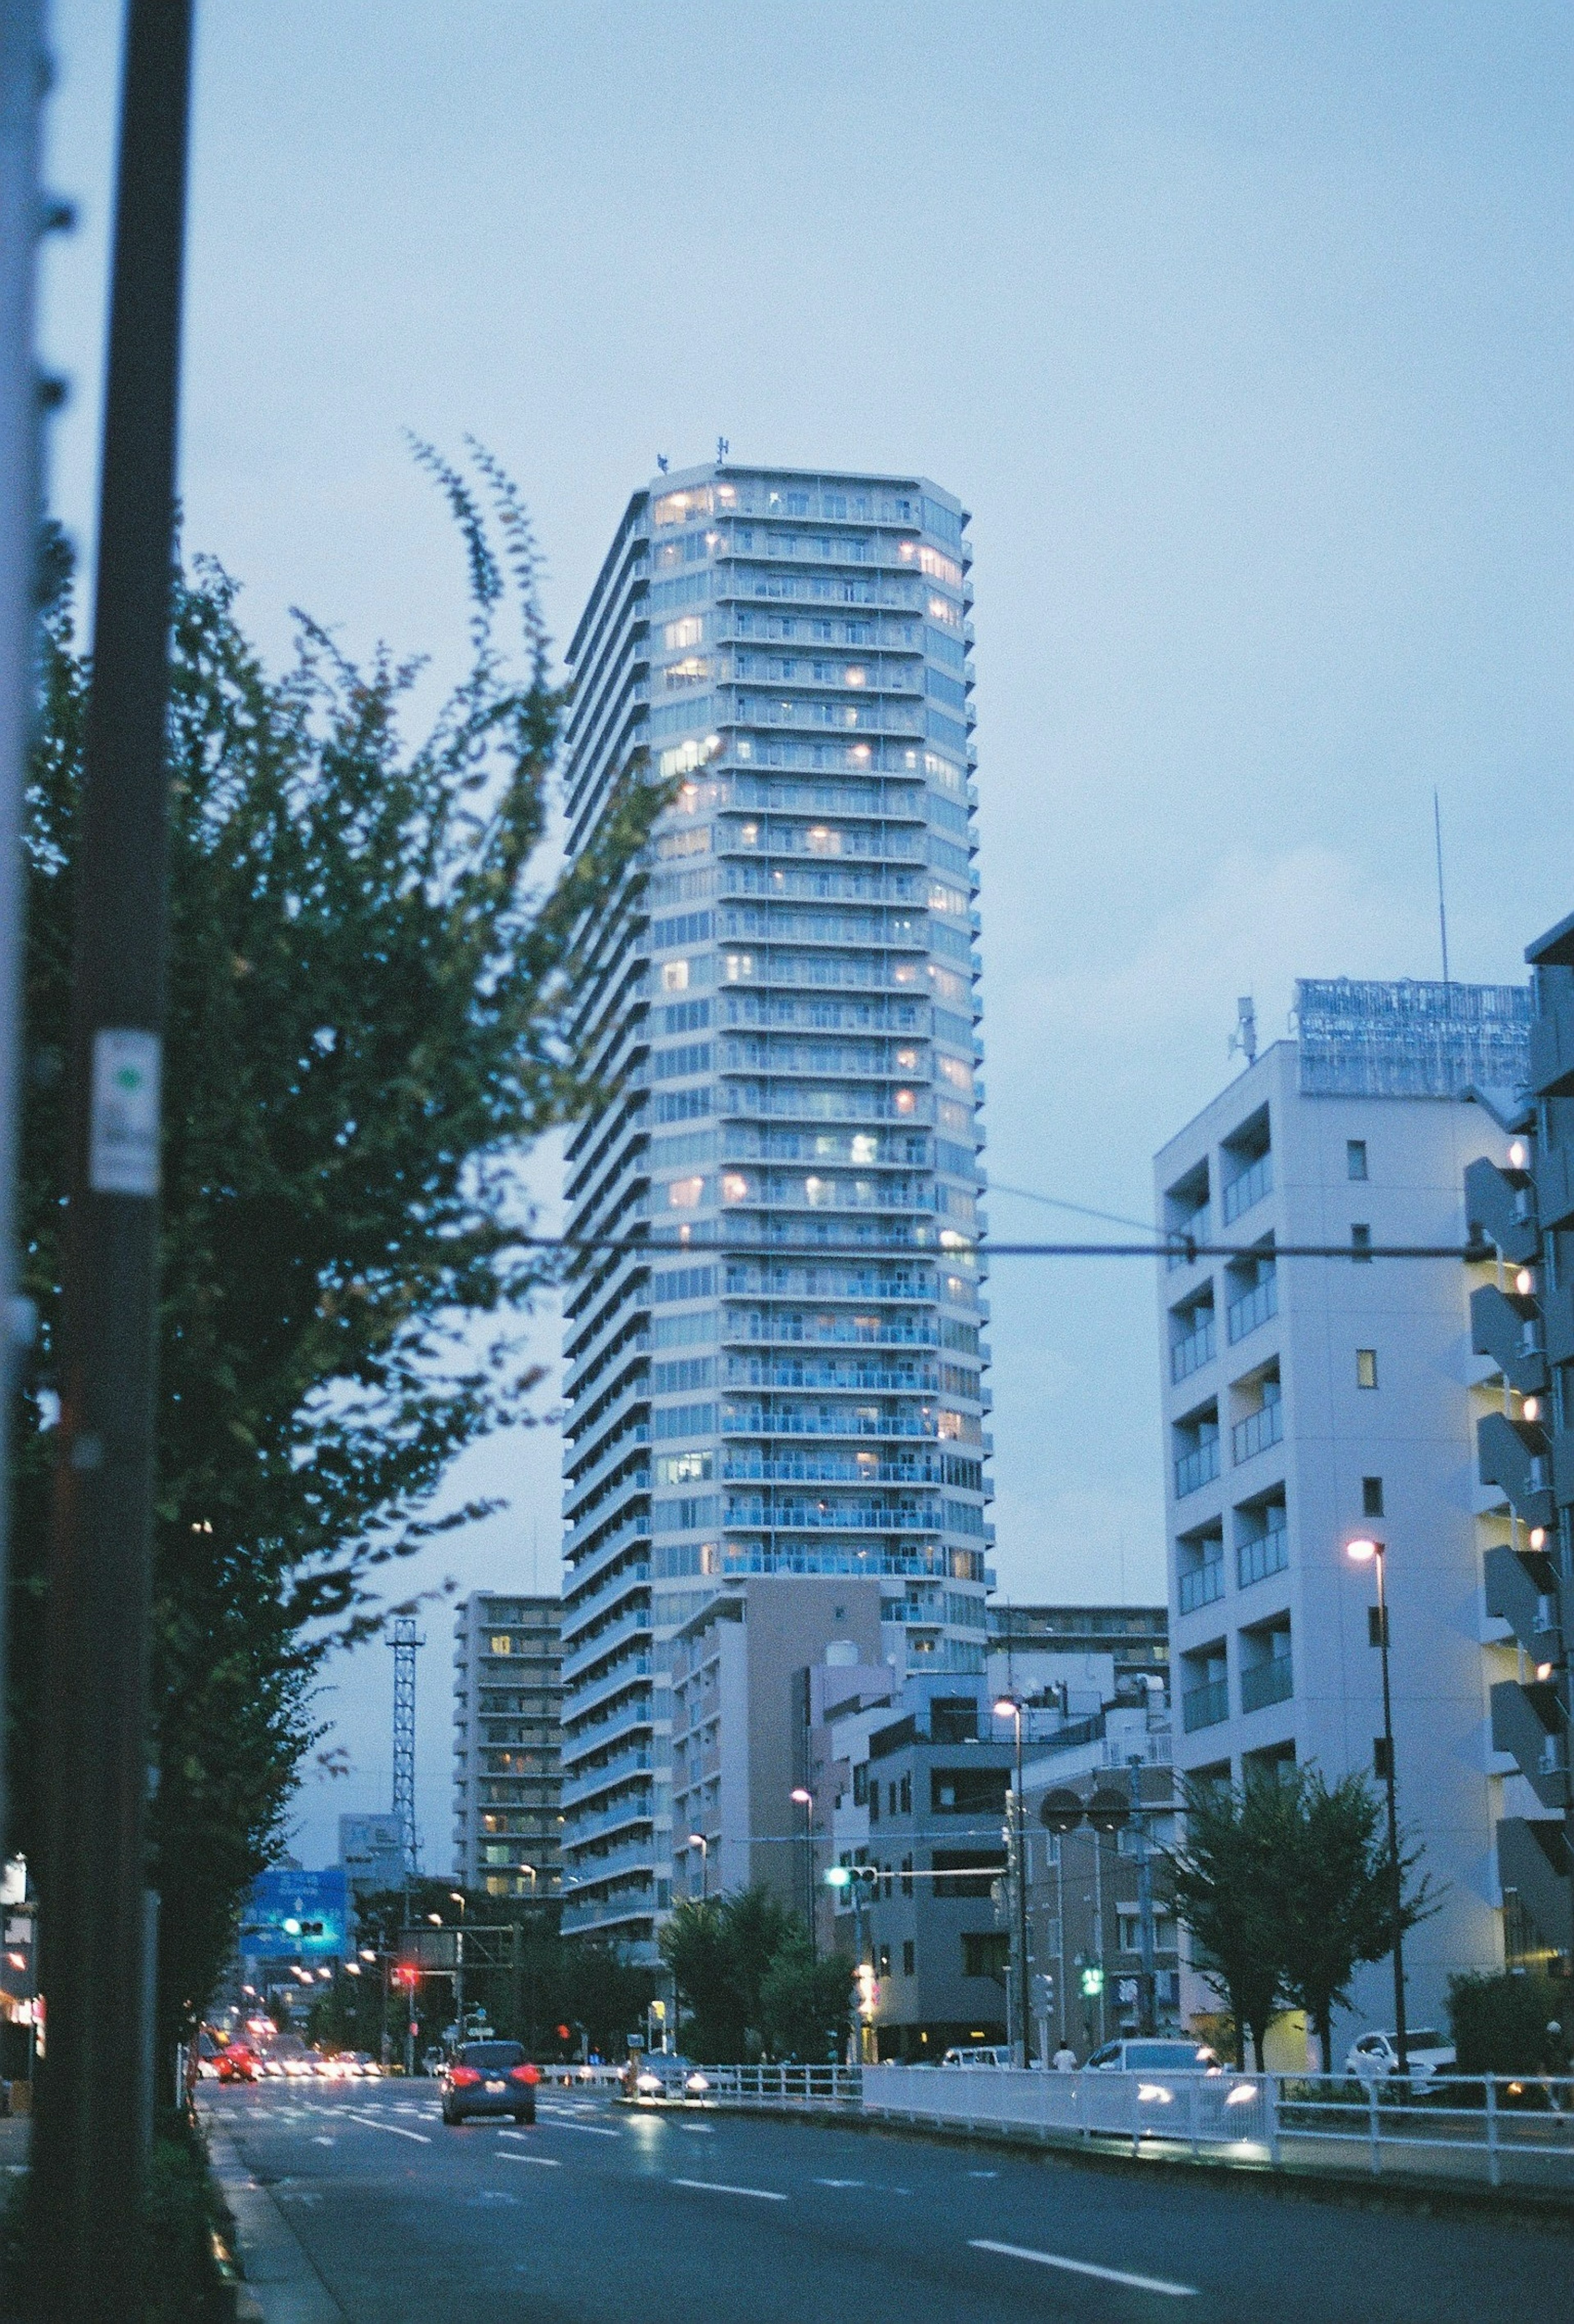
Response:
207,2078,1568,2324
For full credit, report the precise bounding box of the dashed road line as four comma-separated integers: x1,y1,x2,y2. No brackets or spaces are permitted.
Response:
498,2153,562,2168
536,2119,621,2138
969,2241,1198,2298
345,2111,432,2145
670,2177,787,2202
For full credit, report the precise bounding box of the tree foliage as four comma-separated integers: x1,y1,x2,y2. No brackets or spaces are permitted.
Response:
1168,1776,1290,2068
1169,1767,1434,2070
1274,1765,1433,2074
1448,1971,1571,2077
659,1886,804,2061
759,1932,854,2063
8,458,658,2064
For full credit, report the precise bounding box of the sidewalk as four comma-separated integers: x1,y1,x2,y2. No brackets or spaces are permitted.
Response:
205,2115,345,2324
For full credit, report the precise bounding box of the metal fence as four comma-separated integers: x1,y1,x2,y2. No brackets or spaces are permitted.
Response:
860,2065,1574,2194
636,2063,864,2106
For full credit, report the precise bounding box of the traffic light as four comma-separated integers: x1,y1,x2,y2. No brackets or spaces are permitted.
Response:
556,2024,571,2042
1080,1964,1104,2000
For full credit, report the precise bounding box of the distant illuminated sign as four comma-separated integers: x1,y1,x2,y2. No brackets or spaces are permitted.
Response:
240,1869,349,1961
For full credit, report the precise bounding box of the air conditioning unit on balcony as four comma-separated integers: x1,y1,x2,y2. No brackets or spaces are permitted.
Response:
1534,1594,1558,1635
1539,1733,1569,1778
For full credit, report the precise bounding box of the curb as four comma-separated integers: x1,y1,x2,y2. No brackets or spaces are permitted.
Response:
204,2117,347,2324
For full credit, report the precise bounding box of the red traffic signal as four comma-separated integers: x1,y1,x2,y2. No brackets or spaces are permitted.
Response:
394,1963,420,1990
556,2023,571,2042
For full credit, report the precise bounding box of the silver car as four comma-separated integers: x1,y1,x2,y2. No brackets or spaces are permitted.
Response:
439,2040,539,2125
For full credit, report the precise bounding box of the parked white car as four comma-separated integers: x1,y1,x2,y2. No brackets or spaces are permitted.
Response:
1345,2030,1456,2083
940,2045,1012,2068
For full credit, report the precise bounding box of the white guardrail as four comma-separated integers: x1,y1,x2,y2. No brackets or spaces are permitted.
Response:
860,2065,1574,2193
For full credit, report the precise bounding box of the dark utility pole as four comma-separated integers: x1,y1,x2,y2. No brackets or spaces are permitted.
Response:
30,6,193,2319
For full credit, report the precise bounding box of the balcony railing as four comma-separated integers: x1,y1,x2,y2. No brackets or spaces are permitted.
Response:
1240,1654,1293,1714
1181,1677,1230,1732
1178,1559,1225,1614
1237,1525,1288,1589
1231,1397,1283,1466
1174,1435,1221,1499
1221,1151,1273,1224
1226,1271,1277,1344
1171,1315,1217,1383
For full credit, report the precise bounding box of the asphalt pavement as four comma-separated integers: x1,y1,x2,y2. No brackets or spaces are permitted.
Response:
206,2078,1570,2324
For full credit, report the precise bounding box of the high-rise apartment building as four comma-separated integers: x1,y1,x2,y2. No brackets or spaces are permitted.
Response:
559,463,993,1958
1155,978,1531,2045
451,1594,563,1899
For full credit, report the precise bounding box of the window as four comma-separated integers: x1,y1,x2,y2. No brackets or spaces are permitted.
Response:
902,1940,915,1977
1347,1139,1368,1181
962,1931,1009,1979
1362,1476,1384,1517
1351,1224,1372,1263
1356,1348,1378,1389
489,1635,512,1656
876,1944,891,1977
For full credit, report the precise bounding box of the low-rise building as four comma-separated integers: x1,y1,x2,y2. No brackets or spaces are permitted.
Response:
337,1812,406,1903
451,1594,563,1900
1019,1691,1179,2060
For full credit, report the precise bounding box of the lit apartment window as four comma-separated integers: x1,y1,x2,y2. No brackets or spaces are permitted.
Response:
490,1634,512,1654
1347,1139,1368,1181
1356,1349,1378,1389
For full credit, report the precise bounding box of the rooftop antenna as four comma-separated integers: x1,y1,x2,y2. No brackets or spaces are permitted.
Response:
1433,788,1451,986
715,435,729,469
1228,996,1258,1068
655,453,668,473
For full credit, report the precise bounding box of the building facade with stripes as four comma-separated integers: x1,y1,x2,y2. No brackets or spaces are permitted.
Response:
558,463,994,1958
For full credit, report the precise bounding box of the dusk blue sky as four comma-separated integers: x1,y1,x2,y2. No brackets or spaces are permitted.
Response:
38,2,1573,1868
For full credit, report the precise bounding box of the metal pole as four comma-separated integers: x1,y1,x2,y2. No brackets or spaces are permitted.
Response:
32,10,192,2322
1375,1548,1408,2074
0,0,51,1879
1128,1755,1157,2037
1013,1708,1030,2067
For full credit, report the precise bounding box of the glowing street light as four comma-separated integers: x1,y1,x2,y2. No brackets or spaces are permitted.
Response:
1347,1535,1409,2074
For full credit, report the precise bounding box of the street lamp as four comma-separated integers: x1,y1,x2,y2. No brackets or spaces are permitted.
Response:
790,1787,817,1956
994,1697,1032,2068
1348,1535,1409,2075
687,1833,708,1900
519,1863,538,1901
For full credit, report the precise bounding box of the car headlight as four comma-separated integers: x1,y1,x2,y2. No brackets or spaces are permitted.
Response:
685,2073,710,2094
1225,2081,1256,2106
1136,2083,1174,2104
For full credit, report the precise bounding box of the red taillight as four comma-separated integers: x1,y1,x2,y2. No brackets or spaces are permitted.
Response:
450,2065,482,2088
509,2063,539,2085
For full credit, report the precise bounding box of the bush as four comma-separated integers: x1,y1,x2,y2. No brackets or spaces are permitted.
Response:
1448,1971,1571,2076
0,2113,236,2322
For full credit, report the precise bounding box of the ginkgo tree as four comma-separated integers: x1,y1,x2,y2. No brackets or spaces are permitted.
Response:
9,452,657,2065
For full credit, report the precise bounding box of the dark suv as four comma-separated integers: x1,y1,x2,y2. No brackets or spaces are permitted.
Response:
439,2041,539,2126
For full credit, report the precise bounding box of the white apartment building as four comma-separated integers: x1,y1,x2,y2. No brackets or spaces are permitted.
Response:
557,464,993,1958
1155,977,1531,2046
450,1594,563,1899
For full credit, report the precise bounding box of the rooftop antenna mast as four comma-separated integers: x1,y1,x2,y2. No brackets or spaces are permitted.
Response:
389,1615,424,1877
1228,996,1258,1068
1433,788,1451,986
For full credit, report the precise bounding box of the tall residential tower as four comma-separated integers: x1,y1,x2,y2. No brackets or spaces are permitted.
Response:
558,464,993,1957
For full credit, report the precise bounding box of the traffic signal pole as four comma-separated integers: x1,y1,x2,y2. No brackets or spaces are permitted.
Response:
30,7,192,2317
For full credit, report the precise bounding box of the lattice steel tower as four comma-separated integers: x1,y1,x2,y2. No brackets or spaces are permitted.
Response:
388,1616,424,1875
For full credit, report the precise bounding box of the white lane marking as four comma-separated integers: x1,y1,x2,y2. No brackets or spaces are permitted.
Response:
345,2111,432,2145
969,2241,1198,2299
967,2170,998,2179
681,2124,715,2135
670,2177,787,2202
312,2136,335,2147
498,2153,562,2168
536,2120,621,2138
813,2177,866,2188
